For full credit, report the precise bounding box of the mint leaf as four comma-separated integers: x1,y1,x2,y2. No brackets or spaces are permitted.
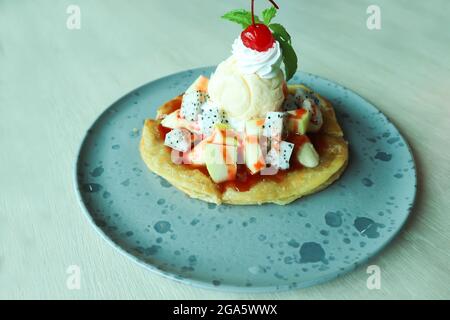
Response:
222,9,261,29
222,10,253,28
262,7,277,25
271,23,297,80
274,34,298,81
269,23,291,44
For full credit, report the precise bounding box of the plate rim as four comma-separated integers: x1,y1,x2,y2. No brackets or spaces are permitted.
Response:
73,66,417,293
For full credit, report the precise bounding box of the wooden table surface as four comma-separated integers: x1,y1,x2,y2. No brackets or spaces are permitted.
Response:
1,0,449,299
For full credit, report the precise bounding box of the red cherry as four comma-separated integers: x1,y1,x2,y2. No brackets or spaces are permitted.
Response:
241,23,275,52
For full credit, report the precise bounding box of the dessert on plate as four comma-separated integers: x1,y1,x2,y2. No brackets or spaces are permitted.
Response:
140,1,348,205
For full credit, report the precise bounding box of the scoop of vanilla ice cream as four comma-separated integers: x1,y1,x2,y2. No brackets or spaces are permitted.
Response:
208,56,285,121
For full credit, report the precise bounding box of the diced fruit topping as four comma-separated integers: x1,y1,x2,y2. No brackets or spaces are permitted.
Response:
297,141,319,168
159,68,323,182
262,111,285,138
186,137,210,165
164,128,191,152
227,118,246,133
199,101,229,135
282,93,299,111
180,90,208,122
244,139,266,174
245,119,265,136
287,108,311,135
283,86,324,109
187,75,209,92
302,99,323,133
161,109,181,128
282,87,324,133
161,109,201,133
243,119,266,174
303,90,323,108
266,140,294,170
204,143,238,183
210,124,238,146
180,76,210,122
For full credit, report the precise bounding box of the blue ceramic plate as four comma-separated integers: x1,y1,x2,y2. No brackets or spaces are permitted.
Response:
75,67,416,292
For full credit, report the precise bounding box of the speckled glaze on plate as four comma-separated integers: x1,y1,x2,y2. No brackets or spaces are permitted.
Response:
74,67,416,292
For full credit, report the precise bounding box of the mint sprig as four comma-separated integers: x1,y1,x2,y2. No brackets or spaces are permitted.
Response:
221,7,298,81
273,34,297,81
269,23,291,44
262,7,277,25
221,9,261,29
270,23,297,81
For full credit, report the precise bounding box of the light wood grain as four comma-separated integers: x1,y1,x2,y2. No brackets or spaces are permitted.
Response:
0,0,449,299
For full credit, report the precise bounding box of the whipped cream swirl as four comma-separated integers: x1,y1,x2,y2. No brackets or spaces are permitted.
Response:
231,37,283,79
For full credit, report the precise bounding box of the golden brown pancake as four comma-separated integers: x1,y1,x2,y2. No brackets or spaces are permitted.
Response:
140,85,348,205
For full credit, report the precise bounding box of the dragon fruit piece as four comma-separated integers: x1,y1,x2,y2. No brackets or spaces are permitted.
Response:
282,86,320,110
262,112,286,139
180,90,208,122
294,86,310,101
164,128,191,152
199,102,229,135
266,141,294,170
279,141,295,169
296,86,326,109
265,148,279,168
282,94,299,111
304,92,322,108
